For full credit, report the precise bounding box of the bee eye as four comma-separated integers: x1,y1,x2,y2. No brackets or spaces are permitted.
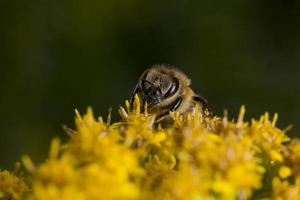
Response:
165,78,179,98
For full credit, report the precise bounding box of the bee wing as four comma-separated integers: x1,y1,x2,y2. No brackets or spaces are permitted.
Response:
193,95,212,116
130,83,140,106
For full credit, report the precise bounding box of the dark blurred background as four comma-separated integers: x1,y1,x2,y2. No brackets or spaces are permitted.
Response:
1,0,300,169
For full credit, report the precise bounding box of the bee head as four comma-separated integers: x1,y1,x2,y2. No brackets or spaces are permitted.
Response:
140,67,180,108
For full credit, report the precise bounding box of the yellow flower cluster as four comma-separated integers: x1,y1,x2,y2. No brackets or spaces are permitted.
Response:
1,95,300,200
0,162,28,199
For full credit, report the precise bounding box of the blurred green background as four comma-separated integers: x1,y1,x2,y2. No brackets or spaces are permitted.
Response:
1,0,300,168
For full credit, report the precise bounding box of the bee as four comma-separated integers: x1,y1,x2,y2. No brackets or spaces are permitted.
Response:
130,64,212,121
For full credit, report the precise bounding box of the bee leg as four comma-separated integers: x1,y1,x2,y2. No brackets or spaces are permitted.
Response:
170,97,183,111
156,97,182,119
155,97,183,124
193,95,212,116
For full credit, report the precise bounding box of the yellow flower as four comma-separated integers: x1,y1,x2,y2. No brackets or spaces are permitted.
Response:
284,139,300,176
272,177,300,200
250,113,290,163
0,162,28,199
279,166,292,179
0,95,298,200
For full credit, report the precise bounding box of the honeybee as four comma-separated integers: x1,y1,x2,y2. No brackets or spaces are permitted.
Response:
130,64,212,121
